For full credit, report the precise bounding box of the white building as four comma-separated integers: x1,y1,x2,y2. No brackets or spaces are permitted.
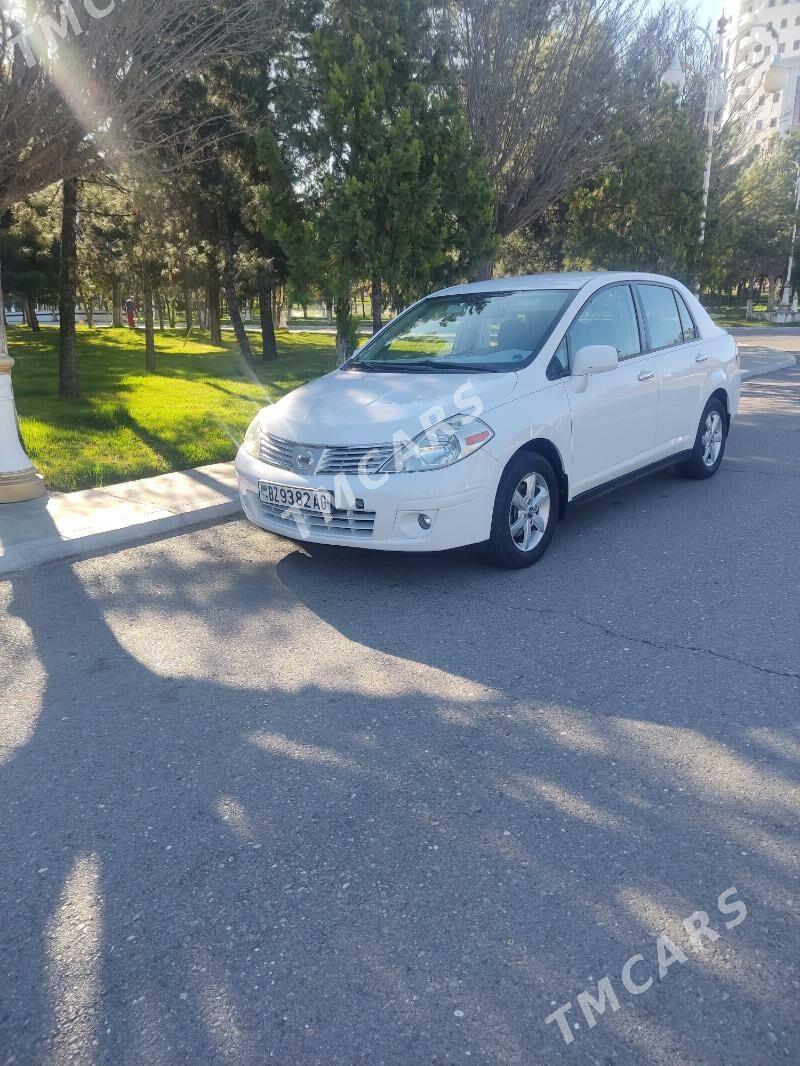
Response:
731,0,800,143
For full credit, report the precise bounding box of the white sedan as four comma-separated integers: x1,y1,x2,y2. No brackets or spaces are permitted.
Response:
236,272,740,568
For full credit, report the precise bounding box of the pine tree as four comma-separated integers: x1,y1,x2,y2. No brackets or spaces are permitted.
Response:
311,0,494,362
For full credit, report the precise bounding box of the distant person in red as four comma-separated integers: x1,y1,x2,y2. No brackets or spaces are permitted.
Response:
125,298,136,329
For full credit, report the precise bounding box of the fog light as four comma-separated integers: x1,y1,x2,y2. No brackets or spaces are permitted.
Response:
418,513,432,530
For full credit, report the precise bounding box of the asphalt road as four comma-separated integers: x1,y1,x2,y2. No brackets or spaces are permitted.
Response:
1,370,799,1066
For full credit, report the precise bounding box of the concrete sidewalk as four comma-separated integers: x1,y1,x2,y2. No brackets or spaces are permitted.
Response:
735,342,798,380
0,462,239,576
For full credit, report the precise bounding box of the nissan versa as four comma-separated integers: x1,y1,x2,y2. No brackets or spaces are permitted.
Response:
236,272,741,568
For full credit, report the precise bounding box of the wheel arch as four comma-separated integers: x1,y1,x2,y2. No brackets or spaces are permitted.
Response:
507,437,569,520
708,386,731,430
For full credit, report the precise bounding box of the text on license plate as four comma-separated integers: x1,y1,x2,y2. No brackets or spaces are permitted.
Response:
259,482,332,513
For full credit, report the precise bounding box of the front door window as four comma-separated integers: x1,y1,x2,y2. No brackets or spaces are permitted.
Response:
568,285,641,360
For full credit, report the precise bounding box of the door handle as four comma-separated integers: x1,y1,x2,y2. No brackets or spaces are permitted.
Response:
638,369,655,381
695,353,708,363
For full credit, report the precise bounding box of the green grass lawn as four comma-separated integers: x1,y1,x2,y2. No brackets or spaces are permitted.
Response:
8,325,337,492
707,306,763,329
705,303,800,328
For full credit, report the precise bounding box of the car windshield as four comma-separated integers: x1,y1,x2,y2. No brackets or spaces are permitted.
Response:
345,289,578,372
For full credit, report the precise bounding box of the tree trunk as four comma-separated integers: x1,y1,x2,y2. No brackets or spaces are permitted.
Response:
217,208,253,362
470,255,495,282
208,278,222,344
112,278,122,327
58,176,79,400
274,287,288,329
325,298,333,323
335,299,355,366
26,296,40,331
155,290,165,332
259,277,278,360
767,274,776,312
371,275,382,334
183,275,193,333
143,268,156,372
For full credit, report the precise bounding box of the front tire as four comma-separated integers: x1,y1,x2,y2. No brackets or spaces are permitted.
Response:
678,397,727,480
487,452,558,569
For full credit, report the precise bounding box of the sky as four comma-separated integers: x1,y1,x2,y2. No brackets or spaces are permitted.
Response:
695,0,726,28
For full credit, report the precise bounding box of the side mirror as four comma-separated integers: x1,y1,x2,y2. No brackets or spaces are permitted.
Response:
571,344,618,376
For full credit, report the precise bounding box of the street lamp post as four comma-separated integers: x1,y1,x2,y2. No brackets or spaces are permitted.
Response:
0,265,46,504
778,160,800,312
662,16,789,297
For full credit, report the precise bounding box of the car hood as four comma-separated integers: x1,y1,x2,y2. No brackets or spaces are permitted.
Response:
262,368,518,446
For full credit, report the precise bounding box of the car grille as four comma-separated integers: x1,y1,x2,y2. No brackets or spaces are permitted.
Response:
260,432,394,475
259,433,295,471
318,443,395,474
252,494,376,539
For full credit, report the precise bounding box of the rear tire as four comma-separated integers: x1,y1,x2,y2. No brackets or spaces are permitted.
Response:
487,452,558,569
678,397,727,480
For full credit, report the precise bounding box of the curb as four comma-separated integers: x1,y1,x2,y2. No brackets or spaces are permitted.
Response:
741,357,797,381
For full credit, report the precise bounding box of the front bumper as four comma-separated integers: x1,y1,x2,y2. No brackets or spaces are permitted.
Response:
235,446,500,552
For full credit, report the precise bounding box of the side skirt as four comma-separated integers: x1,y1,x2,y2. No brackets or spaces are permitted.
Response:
567,450,693,512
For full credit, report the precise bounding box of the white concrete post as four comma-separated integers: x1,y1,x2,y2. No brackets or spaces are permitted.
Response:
779,161,800,310
0,264,46,503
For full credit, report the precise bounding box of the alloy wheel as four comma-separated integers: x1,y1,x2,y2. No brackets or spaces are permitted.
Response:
701,411,723,467
509,472,551,552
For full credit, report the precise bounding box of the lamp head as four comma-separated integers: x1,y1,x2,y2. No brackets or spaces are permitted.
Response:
661,53,686,91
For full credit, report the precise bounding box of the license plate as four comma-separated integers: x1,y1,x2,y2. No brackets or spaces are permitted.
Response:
259,482,332,514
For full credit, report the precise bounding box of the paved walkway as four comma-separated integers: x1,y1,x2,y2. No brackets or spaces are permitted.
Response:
733,328,800,377
0,463,239,576
0,352,795,577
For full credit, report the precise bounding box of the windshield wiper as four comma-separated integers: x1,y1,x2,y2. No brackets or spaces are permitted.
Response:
346,359,439,373
348,358,507,373
409,359,507,373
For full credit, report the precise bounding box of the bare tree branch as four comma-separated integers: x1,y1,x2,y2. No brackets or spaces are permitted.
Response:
0,0,285,209
440,0,709,249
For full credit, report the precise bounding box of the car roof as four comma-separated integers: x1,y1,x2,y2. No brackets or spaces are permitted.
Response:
433,271,683,296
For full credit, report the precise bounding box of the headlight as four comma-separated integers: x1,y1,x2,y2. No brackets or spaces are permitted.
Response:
379,415,494,473
242,410,267,457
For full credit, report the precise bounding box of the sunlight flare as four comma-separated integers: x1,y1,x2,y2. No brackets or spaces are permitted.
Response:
46,852,104,1062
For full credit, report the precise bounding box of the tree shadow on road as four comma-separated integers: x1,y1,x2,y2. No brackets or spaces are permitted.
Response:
1,398,798,1063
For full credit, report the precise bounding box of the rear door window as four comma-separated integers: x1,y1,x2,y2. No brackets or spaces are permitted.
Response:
636,284,684,349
